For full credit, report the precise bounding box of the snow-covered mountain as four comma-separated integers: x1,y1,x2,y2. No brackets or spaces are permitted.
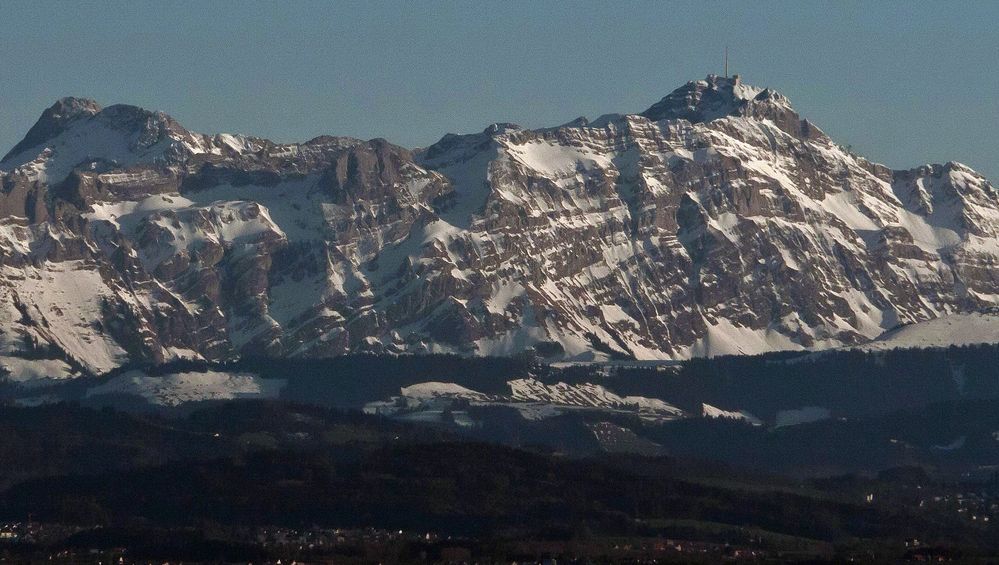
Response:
1,75,998,380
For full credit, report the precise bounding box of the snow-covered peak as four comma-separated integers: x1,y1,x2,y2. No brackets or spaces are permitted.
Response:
1,97,102,162
49,96,103,117
39,97,104,126
0,99,205,183
641,75,764,123
0,99,327,187
640,75,818,140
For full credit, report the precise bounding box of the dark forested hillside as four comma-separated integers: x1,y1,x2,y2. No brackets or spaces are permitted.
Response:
5,346,999,560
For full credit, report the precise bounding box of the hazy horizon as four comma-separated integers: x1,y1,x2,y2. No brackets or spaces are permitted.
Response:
2,1,997,178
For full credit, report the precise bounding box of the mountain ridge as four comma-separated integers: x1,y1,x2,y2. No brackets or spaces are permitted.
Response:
1,75,997,381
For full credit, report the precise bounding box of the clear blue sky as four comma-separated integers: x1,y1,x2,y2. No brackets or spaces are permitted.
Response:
2,1,997,179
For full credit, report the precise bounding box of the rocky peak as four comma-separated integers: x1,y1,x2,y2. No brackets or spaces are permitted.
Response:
42,96,103,123
0,98,205,185
641,75,823,140
2,97,102,162
96,103,188,136
483,123,522,136
641,75,760,123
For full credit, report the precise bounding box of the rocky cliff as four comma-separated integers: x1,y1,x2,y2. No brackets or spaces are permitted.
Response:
1,75,996,379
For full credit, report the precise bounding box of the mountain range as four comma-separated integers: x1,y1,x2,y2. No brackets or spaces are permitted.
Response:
1,75,997,381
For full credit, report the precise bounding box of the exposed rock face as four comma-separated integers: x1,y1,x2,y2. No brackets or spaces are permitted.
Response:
0,76,997,376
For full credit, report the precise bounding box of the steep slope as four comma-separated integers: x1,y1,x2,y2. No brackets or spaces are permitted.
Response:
409,76,998,359
0,75,997,380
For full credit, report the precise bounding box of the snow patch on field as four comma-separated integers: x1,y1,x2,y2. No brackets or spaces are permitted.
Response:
364,378,684,422
399,382,490,401
931,436,966,451
509,378,684,418
855,313,999,351
86,370,285,406
775,406,831,428
0,356,78,387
